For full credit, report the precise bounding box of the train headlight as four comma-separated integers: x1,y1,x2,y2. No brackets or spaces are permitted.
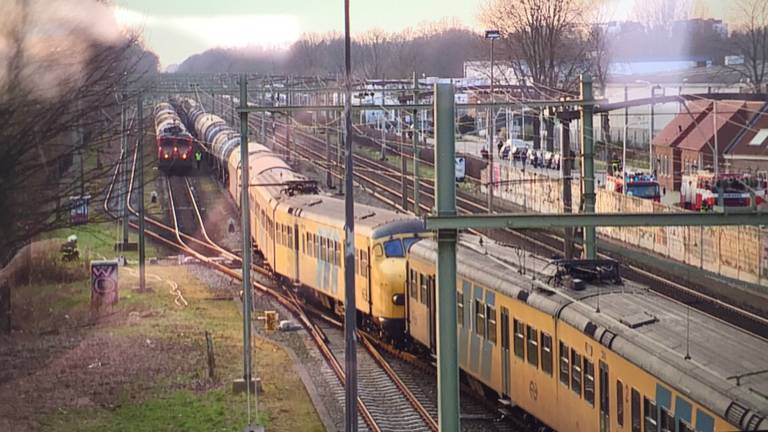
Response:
392,294,405,306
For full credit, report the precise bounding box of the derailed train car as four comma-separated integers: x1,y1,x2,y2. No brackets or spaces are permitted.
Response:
178,98,426,336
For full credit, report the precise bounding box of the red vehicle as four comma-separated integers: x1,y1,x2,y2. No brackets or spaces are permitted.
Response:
605,173,661,201
680,172,765,210
154,102,195,173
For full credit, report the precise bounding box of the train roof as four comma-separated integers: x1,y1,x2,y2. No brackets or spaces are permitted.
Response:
282,194,422,239
409,236,768,428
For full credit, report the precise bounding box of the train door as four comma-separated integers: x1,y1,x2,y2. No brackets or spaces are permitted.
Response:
428,275,436,353
500,306,511,398
599,361,610,432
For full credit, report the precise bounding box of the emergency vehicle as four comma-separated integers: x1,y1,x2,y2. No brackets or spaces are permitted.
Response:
605,173,661,201
679,172,765,210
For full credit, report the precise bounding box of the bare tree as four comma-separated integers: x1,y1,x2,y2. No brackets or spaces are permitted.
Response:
358,29,391,79
0,0,158,265
481,0,591,151
729,0,768,93
632,0,692,34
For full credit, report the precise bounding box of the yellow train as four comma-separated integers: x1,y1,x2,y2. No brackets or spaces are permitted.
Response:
179,98,426,335
406,235,767,432
178,97,766,431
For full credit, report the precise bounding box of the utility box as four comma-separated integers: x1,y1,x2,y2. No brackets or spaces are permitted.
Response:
264,311,278,331
90,260,119,309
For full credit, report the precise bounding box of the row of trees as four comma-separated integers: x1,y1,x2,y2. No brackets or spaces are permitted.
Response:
0,0,158,265
178,0,768,94
179,21,484,79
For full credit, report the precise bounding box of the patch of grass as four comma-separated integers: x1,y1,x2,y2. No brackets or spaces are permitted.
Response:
41,389,267,432
42,221,163,263
34,263,324,432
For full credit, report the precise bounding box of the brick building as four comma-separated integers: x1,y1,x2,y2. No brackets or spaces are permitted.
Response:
652,99,767,191
652,100,710,192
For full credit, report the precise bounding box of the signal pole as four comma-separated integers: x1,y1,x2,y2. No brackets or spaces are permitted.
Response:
343,0,358,430
238,74,256,427
137,94,146,291
412,73,420,216
121,93,129,246
485,30,500,213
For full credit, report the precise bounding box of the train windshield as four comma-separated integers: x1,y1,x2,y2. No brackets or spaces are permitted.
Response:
626,184,659,198
402,237,421,252
383,239,405,257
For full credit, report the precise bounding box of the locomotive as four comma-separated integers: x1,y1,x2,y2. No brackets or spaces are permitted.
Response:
175,97,766,432
153,102,195,173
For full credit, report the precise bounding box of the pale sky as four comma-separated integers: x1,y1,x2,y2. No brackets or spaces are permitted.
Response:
114,0,734,68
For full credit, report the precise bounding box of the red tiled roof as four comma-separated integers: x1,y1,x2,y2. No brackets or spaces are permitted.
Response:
676,100,759,152
652,100,711,148
724,103,768,157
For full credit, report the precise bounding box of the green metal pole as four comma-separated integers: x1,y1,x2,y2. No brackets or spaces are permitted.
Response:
238,74,254,413
580,74,597,259
137,94,146,291
434,82,460,432
412,72,420,216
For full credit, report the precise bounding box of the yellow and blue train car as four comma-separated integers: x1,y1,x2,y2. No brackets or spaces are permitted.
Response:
179,97,427,335
407,236,767,432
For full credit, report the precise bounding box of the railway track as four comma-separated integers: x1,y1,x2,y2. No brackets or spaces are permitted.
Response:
104,130,447,432
267,116,768,339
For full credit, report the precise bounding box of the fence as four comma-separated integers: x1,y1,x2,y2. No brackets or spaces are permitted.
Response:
481,162,768,290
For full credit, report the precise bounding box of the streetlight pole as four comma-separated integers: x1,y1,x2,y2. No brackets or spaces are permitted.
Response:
485,30,500,213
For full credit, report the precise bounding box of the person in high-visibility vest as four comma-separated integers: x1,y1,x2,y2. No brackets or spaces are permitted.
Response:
195,150,202,169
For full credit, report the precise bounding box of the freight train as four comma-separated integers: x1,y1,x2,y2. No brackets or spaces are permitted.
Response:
176,97,766,432
153,102,195,173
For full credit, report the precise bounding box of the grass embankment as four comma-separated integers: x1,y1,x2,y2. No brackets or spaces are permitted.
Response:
9,221,322,431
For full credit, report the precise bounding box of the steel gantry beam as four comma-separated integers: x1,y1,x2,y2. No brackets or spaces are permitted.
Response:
426,77,767,432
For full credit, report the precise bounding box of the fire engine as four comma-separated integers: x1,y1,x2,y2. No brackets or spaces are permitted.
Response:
679,172,765,210
605,173,661,201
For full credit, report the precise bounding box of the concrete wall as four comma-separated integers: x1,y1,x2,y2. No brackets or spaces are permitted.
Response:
481,162,767,288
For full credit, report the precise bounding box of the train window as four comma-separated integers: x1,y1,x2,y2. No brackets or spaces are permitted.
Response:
526,325,538,367
409,270,418,299
457,290,464,326
383,239,405,257
631,388,641,432
678,419,694,432
474,299,485,337
571,350,582,397
355,249,360,274
311,234,316,258
584,359,595,406
302,233,307,254
361,251,369,278
335,241,341,266
420,274,428,304
319,237,325,261
644,397,657,432
559,341,570,385
540,333,553,375
486,305,496,343
288,226,293,248
617,380,624,427
513,319,525,358
660,407,673,432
